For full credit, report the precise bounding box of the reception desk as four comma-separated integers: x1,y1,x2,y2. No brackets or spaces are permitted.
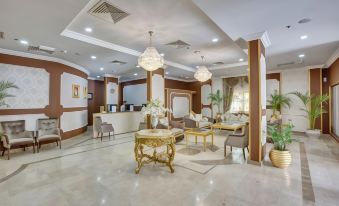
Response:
93,111,143,138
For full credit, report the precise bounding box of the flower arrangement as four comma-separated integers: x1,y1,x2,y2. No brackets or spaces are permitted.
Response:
141,99,171,129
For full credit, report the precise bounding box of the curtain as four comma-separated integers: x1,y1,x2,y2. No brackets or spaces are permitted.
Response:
223,76,248,113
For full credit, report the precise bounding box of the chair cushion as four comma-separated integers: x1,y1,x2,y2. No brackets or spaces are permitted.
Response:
8,138,34,146
7,131,33,140
195,114,202,121
198,121,212,128
171,128,184,136
37,134,61,142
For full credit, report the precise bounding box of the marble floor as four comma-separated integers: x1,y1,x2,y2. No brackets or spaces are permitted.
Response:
0,128,339,206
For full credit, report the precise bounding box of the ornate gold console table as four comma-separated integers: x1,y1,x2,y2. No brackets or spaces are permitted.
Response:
134,129,175,174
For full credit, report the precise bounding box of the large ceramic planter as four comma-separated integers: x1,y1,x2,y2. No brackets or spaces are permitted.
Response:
305,129,321,137
269,149,292,169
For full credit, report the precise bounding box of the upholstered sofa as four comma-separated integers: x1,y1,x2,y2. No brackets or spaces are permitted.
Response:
183,113,213,129
220,112,249,125
0,120,35,159
36,118,62,152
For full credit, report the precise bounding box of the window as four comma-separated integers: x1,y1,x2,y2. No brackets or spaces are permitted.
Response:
230,84,249,113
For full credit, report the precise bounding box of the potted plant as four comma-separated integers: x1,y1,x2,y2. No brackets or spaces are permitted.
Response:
268,123,294,169
141,99,170,129
208,89,224,122
0,80,18,137
291,91,329,137
267,90,291,121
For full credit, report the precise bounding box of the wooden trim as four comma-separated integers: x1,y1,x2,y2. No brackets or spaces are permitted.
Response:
62,126,87,140
266,73,280,81
0,108,46,115
62,107,87,112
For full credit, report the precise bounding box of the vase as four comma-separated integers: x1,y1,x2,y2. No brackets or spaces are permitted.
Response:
269,149,292,169
151,116,158,129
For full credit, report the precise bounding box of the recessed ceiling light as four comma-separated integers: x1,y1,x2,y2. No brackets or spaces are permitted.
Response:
160,53,165,57
239,58,244,62
212,38,219,42
91,55,96,59
298,54,305,58
185,77,189,79
100,67,104,71
134,73,138,76
96,75,100,78
85,27,92,32
136,65,140,68
195,66,199,69
20,40,28,45
165,71,169,75
300,35,308,40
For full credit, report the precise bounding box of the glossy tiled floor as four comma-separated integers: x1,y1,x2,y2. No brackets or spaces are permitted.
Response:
0,128,339,206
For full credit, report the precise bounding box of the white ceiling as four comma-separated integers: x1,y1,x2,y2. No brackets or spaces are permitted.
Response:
0,0,338,81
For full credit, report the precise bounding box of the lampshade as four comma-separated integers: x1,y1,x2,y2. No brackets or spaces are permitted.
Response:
138,47,164,71
194,65,212,82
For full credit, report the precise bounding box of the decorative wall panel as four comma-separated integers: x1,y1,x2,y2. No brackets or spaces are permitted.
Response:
60,110,88,132
172,97,190,118
0,114,48,131
152,74,165,103
0,63,49,109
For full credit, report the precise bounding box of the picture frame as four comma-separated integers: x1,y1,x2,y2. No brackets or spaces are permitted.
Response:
72,84,80,98
88,92,93,100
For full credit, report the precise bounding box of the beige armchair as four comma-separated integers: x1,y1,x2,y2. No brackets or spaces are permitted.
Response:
157,118,185,142
0,120,35,160
95,116,115,141
183,114,213,129
224,124,249,160
36,118,62,152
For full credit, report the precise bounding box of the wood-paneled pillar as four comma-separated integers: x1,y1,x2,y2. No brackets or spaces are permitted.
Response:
248,39,267,165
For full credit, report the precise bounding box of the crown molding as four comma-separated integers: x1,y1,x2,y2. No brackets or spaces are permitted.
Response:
104,73,120,78
242,31,271,48
165,76,196,82
324,47,339,68
0,48,90,75
209,61,248,70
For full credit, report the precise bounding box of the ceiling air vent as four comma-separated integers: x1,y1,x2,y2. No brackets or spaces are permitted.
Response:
0,32,4,39
212,62,224,66
277,62,294,67
111,60,127,65
166,40,190,49
88,0,129,24
28,45,55,54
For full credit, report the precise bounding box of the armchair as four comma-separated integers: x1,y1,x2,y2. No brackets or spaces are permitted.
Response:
224,124,249,160
36,118,62,152
95,116,115,141
0,120,35,160
183,113,213,129
157,118,185,142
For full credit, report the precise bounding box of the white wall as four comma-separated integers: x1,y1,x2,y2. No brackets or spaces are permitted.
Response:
281,70,309,132
172,97,190,118
60,110,88,132
152,74,165,104
260,54,267,145
0,63,49,109
211,78,223,117
123,84,147,106
60,72,88,108
106,82,118,105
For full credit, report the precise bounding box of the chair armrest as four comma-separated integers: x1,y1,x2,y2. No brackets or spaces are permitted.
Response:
184,118,197,128
1,134,9,145
169,120,185,129
156,123,170,129
228,133,244,137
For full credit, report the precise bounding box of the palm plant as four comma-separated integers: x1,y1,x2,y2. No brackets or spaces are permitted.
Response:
291,91,329,130
208,89,223,114
267,90,291,116
268,123,294,151
0,80,18,108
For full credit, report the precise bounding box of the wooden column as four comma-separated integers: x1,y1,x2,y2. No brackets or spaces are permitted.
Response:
248,39,267,165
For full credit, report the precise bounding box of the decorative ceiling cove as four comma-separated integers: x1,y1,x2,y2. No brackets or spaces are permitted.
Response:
0,63,49,109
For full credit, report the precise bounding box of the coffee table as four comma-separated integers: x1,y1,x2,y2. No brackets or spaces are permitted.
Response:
185,128,214,152
211,122,244,134
134,129,175,174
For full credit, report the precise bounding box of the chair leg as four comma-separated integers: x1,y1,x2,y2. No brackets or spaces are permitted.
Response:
224,143,226,157
242,148,246,160
33,143,36,154
56,141,58,146
7,148,10,160
97,132,100,139
230,146,232,152
108,132,110,140
37,142,40,153
101,133,103,142
1,149,5,156
59,140,62,149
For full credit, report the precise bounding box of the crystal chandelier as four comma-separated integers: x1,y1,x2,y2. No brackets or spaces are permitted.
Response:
138,31,164,71
194,56,212,82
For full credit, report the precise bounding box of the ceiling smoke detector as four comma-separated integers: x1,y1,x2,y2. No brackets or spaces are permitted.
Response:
88,0,129,24
166,40,191,49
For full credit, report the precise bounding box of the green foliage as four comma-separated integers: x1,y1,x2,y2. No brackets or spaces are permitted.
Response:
267,90,291,115
0,80,18,107
268,123,294,151
291,91,329,130
208,89,223,113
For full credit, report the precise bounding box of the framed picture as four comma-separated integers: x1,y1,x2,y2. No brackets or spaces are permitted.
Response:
83,87,88,99
72,84,80,98
88,92,93,100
